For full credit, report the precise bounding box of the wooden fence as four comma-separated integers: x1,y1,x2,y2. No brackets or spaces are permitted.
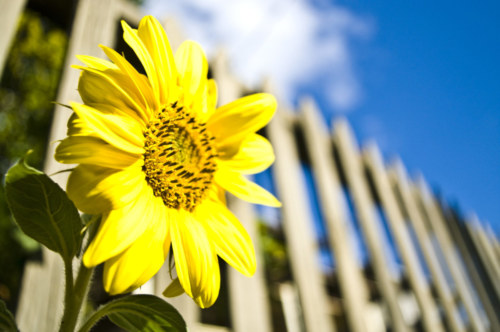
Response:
2,0,499,331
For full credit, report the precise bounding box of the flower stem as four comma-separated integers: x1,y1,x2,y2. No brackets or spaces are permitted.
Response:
59,258,74,331
59,259,94,332
59,216,99,332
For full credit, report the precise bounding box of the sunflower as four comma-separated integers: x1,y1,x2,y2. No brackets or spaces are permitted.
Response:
55,15,280,308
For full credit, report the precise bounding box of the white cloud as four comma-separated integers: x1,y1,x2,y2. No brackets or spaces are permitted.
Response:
143,0,371,112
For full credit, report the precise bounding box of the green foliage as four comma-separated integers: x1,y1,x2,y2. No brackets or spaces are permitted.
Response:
258,221,291,282
0,10,67,172
79,295,187,332
0,183,38,313
0,299,18,332
4,153,83,262
0,9,67,311
258,221,292,332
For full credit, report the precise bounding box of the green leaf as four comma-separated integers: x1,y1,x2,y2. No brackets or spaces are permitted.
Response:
0,299,19,332
4,152,83,261
80,295,186,332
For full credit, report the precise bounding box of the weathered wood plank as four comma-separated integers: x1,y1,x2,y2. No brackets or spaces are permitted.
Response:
363,143,444,332
228,196,273,332
268,106,336,332
0,0,28,78
333,120,409,332
467,218,500,294
300,100,369,332
389,161,466,332
415,177,486,332
439,207,500,331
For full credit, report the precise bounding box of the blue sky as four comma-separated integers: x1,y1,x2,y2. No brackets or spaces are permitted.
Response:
330,0,500,235
144,0,500,235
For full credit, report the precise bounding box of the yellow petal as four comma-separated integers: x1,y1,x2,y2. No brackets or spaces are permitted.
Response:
204,79,218,119
67,161,146,214
170,209,220,308
218,133,275,174
121,20,161,103
200,259,220,308
206,184,226,206
100,45,156,120
208,93,277,156
102,200,168,294
76,54,118,71
83,188,161,267
194,78,218,123
215,168,281,207
67,113,94,137
163,278,184,298
55,136,138,169
175,40,208,106
86,102,145,128
71,102,144,155
137,16,177,105
77,67,148,125
197,201,256,276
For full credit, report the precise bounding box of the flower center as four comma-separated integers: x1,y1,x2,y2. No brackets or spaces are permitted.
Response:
142,102,217,211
